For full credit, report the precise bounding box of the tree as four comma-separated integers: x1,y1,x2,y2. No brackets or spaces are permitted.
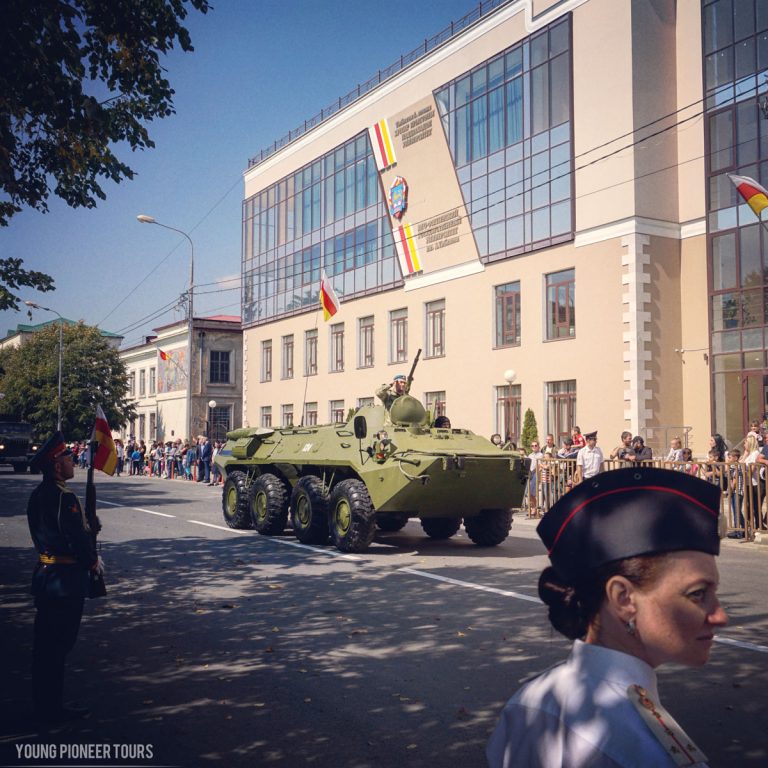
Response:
0,323,136,439
0,0,210,226
520,408,538,454
0,258,55,311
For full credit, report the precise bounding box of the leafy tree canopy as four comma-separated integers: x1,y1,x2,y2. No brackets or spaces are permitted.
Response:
0,323,136,440
0,258,55,311
0,0,210,226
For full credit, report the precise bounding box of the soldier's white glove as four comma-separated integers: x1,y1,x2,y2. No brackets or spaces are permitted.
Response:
92,556,105,576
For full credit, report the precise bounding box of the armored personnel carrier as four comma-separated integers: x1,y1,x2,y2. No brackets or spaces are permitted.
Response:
214,391,527,554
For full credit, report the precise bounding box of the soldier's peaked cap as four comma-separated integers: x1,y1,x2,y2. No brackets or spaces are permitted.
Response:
30,431,71,473
536,467,720,583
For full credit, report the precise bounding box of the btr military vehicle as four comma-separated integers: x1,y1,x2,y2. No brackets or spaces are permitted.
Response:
214,392,528,554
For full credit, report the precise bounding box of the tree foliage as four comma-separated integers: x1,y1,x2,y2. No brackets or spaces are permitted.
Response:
520,408,538,454
0,0,210,226
0,323,136,440
0,258,55,311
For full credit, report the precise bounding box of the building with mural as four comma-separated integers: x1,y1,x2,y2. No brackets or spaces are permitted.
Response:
119,316,242,443
239,0,768,454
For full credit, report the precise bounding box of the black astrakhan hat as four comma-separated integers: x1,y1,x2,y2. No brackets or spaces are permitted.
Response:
29,431,71,473
537,467,721,583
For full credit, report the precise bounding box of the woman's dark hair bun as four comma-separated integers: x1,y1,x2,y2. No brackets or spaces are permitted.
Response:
538,567,589,640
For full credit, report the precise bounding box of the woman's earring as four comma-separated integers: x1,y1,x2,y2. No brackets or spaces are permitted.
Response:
626,618,637,636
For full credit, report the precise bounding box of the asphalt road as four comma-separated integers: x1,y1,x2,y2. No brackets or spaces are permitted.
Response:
1,468,767,768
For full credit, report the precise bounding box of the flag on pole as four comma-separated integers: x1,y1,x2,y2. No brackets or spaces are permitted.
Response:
320,270,340,321
91,405,117,476
368,119,396,171
728,173,768,217
158,349,170,361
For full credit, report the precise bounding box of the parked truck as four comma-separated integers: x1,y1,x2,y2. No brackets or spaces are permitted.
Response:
0,419,34,473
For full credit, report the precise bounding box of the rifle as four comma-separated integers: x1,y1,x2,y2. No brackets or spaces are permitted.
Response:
85,440,107,598
404,348,422,395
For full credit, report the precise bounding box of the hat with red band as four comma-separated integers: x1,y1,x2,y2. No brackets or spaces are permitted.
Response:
536,467,721,583
29,431,72,473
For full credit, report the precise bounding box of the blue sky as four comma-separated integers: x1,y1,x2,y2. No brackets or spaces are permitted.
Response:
1,0,476,348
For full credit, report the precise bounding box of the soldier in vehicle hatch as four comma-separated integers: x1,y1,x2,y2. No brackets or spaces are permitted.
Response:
375,374,407,411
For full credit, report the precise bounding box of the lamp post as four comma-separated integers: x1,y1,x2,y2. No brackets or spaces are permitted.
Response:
502,369,517,443
137,215,194,442
206,399,217,439
25,301,64,431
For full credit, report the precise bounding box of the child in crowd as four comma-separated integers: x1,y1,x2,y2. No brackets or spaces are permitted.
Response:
726,449,745,538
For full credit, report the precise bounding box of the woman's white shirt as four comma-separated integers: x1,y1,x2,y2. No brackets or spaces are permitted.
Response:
486,640,705,768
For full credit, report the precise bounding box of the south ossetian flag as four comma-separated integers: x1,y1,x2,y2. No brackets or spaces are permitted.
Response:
319,270,340,321
91,404,117,476
728,173,768,216
368,119,396,171
393,222,422,276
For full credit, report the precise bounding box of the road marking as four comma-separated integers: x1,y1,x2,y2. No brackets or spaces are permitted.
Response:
398,567,540,603
714,636,768,654
99,500,176,518
185,520,361,560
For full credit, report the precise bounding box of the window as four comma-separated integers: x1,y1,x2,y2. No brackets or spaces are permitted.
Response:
149,367,156,395
139,414,146,441
389,308,408,363
425,391,447,419
495,384,521,442
139,369,146,397
304,401,318,426
305,329,318,376
209,405,232,442
358,316,374,368
261,406,272,428
281,335,294,379
128,372,136,397
149,412,156,441
425,300,446,358
210,350,231,383
547,380,576,440
281,404,294,427
357,396,375,408
330,322,345,372
546,268,575,339
330,399,345,423
261,340,272,382
495,282,520,347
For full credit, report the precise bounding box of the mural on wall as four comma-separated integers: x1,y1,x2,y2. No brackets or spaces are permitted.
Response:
157,348,187,393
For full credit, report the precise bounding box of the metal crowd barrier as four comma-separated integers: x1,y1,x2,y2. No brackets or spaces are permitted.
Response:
524,457,767,541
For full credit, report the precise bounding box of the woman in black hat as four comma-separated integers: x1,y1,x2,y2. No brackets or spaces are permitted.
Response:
487,467,728,767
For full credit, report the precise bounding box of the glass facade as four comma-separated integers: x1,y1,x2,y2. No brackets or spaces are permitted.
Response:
242,132,401,327
434,15,573,261
704,0,768,444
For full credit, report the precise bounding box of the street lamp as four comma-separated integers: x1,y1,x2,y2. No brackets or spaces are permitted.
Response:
25,301,64,431
207,399,217,440
137,214,194,442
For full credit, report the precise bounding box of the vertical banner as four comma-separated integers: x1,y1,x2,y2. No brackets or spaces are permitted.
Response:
393,222,422,275
368,119,397,171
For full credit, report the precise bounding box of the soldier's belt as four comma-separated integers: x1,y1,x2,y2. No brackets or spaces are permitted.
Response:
39,553,76,565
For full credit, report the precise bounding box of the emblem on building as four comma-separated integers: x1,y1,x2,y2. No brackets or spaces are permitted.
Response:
388,176,408,219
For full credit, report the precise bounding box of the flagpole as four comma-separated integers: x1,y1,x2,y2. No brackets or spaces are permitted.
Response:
299,310,320,427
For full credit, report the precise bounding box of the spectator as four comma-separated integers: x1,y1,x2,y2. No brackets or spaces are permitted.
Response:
490,433,503,447
726,449,745,538
665,436,684,465
527,440,543,517
741,434,764,529
701,448,723,486
557,436,578,459
131,446,142,476
709,434,728,463
680,448,698,476
609,431,633,461
115,439,124,476
198,436,212,484
210,441,222,486
570,426,586,450
626,436,653,463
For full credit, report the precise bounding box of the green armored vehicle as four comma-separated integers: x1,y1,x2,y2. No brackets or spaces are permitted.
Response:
214,393,528,554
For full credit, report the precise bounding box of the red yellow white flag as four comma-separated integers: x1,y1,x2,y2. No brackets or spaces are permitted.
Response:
91,405,117,476
368,119,396,171
158,349,170,361
320,270,340,321
393,222,422,276
728,173,768,217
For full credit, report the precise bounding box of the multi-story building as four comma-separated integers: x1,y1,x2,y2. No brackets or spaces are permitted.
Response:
119,316,243,443
239,0,768,455
0,319,122,350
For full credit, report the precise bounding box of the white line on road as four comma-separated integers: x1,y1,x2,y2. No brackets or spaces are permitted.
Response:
187,519,252,534
398,567,541,603
99,500,176,518
713,636,768,654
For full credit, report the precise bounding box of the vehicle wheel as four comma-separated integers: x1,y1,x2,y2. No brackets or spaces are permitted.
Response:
250,473,289,535
376,513,409,532
329,479,376,553
464,509,513,547
13,463,27,474
290,476,329,544
222,471,253,529
420,517,461,539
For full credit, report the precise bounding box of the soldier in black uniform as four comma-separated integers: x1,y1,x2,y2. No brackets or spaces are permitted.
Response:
27,431,101,724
